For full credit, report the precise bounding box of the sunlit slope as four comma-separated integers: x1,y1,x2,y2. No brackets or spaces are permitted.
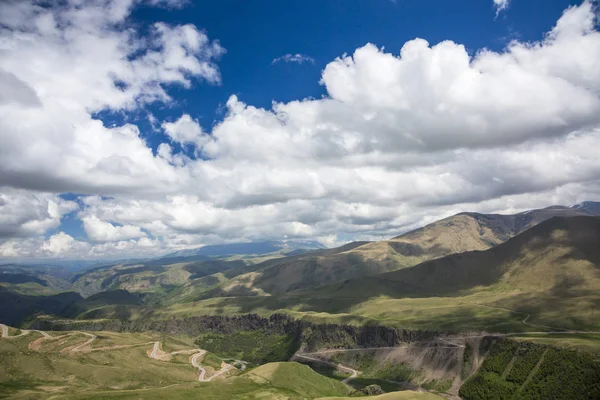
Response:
0,328,207,398
71,259,245,298
297,216,600,330
199,207,592,298
322,216,600,296
0,330,355,400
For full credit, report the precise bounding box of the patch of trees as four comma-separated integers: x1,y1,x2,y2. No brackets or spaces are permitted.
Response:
195,330,299,365
460,338,600,400
518,347,600,400
505,343,545,385
480,339,519,375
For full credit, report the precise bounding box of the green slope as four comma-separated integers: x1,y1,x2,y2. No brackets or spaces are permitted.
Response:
194,207,593,299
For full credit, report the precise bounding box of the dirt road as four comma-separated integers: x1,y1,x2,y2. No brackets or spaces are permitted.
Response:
294,353,358,384
71,332,97,352
0,323,30,338
149,342,235,382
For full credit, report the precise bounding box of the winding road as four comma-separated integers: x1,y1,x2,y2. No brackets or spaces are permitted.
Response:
190,351,234,382
71,332,97,352
0,324,30,338
1,322,243,383
148,341,237,382
294,353,358,384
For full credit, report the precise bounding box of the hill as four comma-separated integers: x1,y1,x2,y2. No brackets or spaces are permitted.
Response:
194,206,597,298
318,216,600,297
0,325,362,400
71,259,245,298
288,215,600,331
0,288,82,325
0,264,73,295
163,240,325,258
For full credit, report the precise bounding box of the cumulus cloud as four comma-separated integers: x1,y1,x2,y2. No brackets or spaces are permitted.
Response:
2,1,600,259
162,114,211,150
0,0,223,195
0,189,78,238
272,53,315,65
82,215,146,242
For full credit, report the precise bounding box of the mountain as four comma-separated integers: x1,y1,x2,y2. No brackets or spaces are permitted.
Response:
0,287,82,325
0,264,72,295
390,204,598,254
298,215,600,330
572,200,600,215
71,258,246,298
163,240,325,259
198,205,597,298
314,215,600,297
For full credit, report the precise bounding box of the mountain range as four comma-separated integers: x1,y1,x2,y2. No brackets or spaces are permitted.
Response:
2,201,599,328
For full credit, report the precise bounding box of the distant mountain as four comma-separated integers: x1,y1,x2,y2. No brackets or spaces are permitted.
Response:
572,200,600,215
70,259,245,298
200,203,600,298
387,204,594,258
163,240,325,259
0,264,72,295
307,216,600,321
0,287,82,325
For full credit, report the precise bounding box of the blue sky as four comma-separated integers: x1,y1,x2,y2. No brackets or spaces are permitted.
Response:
1,0,599,259
134,0,580,135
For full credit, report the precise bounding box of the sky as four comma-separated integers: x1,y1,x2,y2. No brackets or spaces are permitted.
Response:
1,0,599,260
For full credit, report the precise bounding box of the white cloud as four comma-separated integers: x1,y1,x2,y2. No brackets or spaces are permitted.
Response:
41,232,79,255
272,53,315,65
2,1,600,259
494,0,510,16
0,0,223,195
162,114,211,150
0,189,78,238
82,215,146,242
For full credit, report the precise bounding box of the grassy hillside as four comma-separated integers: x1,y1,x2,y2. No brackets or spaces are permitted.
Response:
155,216,600,333
195,207,594,299
0,288,82,326
287,216,600,330
0,328,206,398
71,259,245,299
0,326,358,400
0,264,72,295
245,362,350,398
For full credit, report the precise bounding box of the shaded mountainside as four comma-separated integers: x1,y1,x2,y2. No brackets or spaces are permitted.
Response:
62,289,144,319
282,215,600,331
0,264,72,295
0,287,83,325
195,206,598,298
317,216,600,298
71,259,245,298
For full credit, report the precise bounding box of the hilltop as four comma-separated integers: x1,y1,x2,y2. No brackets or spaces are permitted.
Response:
193,204,598,298
293,215,600,331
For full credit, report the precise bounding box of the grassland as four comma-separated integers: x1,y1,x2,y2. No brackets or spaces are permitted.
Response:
0,326,239,399
511,333,600,353
317,392,443,400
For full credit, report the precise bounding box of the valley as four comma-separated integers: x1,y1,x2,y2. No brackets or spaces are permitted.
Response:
2,203,600,399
